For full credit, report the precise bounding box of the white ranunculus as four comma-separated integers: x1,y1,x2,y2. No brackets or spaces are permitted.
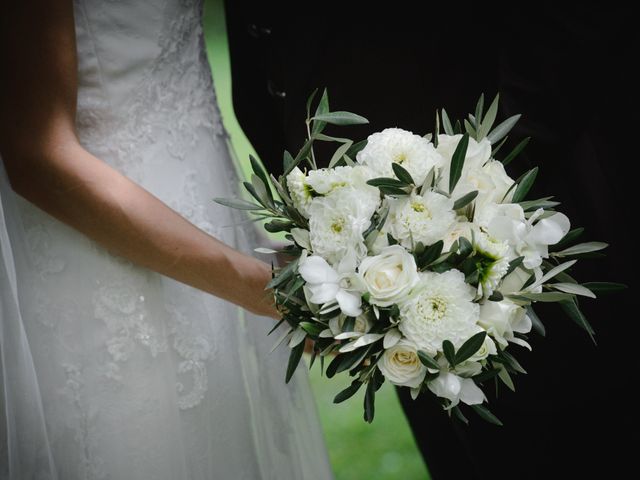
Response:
479,299,532,349
387,191,456,249
298,249,363,317
356,128,443,185
487,207,571,269
358,245,420,307
378,339,427,388
399,270,481,355
286,167,313,218
427,372,485,408
308,186,379,265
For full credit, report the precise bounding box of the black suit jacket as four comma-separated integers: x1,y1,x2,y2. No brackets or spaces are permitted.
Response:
225,3,635,478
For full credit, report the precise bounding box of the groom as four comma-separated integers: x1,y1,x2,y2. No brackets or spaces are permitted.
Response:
225,2,634,478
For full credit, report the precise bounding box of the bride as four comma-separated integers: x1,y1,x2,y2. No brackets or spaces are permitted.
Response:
0,0,333,479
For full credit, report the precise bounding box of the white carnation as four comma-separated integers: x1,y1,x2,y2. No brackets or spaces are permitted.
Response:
286,167,313,217
387,191,456,249
399,270,481,355
308,187,379,265
378,339,427,388
357,128,443,185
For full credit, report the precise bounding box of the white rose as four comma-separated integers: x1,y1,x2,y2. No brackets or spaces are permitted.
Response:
468,335,497,362
442,219,474,251
357,128,443,185
378,339,427,388
358,245,420,307
437,134,492,170
387,191,456,249
481,160,515,205
479,299,532,349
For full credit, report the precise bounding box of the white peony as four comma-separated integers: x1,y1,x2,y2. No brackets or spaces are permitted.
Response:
286,167,313,218
308,187,379,265
356,128,443,185
427,372,485,408
473,231,511,298
479,299,532,349
378,339,427,388
299,249,362,317
399,270,481,355
358,245,420,307
387,191,456,249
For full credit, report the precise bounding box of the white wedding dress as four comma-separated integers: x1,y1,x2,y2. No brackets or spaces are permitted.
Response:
0,0,334,479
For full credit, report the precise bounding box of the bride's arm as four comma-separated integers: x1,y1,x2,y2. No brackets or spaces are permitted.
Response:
0,1,279,319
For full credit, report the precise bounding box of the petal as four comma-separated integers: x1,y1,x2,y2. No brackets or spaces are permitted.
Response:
336,289,363,317
528,213,571,246
383,328,402,349
299,256,340,284
459,378,486,405
309,283,340,304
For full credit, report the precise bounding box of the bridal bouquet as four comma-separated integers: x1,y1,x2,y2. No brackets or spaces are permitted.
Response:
216,91,621,424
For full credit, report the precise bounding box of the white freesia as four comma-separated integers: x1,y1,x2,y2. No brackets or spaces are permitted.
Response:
387,191,456,248
479,299,532,349
473,231,511,298
358,245,420,307
399,270,481,355
378,339,427,388
298,249,362,317
308,187,379,265
487,207,571,268
356,128,443,185
427,372,485,408
286,167,313,218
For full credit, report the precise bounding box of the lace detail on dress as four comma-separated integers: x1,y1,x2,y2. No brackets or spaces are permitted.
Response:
61,364,107,480
166,305,215,410
94,282,168,382
75,0,226,181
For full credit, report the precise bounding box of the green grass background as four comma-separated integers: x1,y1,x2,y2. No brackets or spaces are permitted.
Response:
203,1,429,478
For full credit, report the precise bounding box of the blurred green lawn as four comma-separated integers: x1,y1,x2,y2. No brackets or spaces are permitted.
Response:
204,1,429,478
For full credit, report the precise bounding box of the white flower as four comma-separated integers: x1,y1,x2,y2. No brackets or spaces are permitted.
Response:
328,313,373,337
500,266,541,295
308,187,379,265
399,270,481,355
442,219,473,251
358,245,420,307
378,339,427,388
473,231,511,298
357,128,443,185
299,249,362,317
286,167,313,217
468,335,497,362
427,372,485,408
487,207,571,269
307,165,376,195
479,299,532,349
387,191,456,249
480,160,515,205
437,134,492,170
